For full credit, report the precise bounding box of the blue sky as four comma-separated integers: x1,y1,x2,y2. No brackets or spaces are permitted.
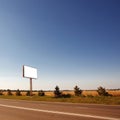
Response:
0,0,120,90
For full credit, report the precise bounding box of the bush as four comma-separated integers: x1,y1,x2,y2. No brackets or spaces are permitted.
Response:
7,89,12,96
16,89,22,96
26,91,30,96
61,94,71,98
0,90,3,95
97,86,111,96
54,86,62,98
74,86,82,96
38,90,45,96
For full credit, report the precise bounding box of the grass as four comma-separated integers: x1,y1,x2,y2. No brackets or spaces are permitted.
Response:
0,95,120,105
0,90,120,105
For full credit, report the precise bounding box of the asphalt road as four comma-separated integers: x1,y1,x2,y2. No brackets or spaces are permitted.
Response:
0,99,119,120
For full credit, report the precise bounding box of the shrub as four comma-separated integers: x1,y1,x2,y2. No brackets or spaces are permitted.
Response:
16,89,22,96
54,86,62,97
97,86,111,96
0,90,3,95
74,85,82,96
26,91,30,96
61,94,71,98
7,89,12,96
38,90,45,96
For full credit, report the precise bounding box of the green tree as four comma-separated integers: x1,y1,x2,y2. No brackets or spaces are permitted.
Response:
26,91,30,96
7,89,12,96
74,85,82,96
54,86,61,97
97,86,110,96
0,90,3,95
16,89,22,96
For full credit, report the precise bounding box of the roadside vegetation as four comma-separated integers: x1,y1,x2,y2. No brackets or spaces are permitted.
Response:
74,85,83,96
38,90,45,96
7,89,13,96
0,86,120,105
16,89,22,96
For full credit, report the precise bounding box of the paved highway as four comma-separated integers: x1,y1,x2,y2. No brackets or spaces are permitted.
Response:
0,99,119,120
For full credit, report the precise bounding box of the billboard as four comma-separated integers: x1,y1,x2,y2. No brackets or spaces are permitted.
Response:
23,65,37,79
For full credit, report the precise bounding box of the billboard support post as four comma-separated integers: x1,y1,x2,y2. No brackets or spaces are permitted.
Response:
23,65,37,97
30,78,32,96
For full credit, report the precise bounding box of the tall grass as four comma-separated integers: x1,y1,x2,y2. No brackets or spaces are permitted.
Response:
0,95,120,105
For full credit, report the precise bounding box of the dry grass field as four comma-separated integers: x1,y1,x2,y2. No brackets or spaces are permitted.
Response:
107,90,120,96
2,90,120,96
56,90,120,97
0,90,120,105
44,90,120,97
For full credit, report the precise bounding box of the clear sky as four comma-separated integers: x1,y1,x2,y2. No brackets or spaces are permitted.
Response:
0,0,120,90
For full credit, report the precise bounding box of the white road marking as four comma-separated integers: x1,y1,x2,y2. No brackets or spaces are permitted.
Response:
0,104,119,120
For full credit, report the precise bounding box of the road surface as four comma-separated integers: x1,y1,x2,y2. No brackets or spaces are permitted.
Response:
0,99,119,120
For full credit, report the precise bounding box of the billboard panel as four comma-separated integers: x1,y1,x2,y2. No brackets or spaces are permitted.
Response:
23,65,37,79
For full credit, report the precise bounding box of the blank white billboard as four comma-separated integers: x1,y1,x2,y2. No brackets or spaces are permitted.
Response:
23,65,37,79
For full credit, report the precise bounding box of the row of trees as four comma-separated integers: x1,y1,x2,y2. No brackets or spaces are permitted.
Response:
0,89,45,96
0,86,111,97
54,86,112,97
54,85,82,97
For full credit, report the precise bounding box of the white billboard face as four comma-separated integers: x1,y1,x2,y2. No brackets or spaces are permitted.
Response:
23,66,37,79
